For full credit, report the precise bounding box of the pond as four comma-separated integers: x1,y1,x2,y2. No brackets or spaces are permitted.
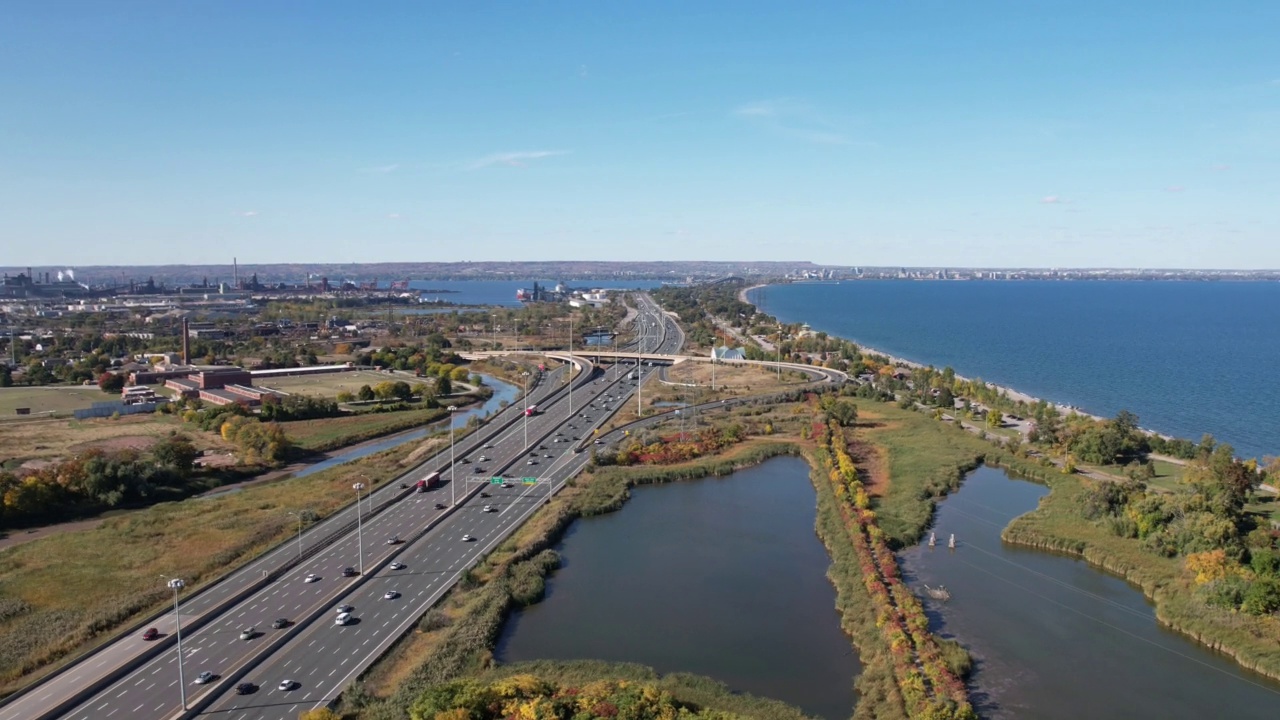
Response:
496,455,860,720
899,466,1280,719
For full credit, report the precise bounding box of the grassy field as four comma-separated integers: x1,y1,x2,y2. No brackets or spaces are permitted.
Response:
0,386,110,417
254,369,404,398
283,406,451,452
0,430,445,694
0,414,231,464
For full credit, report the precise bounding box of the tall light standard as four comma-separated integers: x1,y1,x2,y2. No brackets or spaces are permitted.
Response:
521,371,530,449
352,482,366,575
568,314,574,416
491,314,497,351
163,577,187,710
448,405,458,506
286,511,304,558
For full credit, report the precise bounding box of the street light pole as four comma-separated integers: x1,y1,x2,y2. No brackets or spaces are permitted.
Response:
568,315,574,416
352,482,366,575
521,372,530,449
491,314,497,351
448,405,458,506
286,511,303,558
164,577,187,710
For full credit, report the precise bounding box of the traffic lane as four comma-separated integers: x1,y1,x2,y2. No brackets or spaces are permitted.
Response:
196,371,639,716
198,482,562,718
59,496,459,720
24,369,568,720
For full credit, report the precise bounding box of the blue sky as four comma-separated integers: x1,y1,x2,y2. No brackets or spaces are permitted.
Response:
2,1,1278,268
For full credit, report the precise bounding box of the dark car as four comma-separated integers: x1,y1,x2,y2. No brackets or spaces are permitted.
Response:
342,567,358,577
142,627,159,641
434,502,446,510
271,618,290,629
480,491,491,498
235,682,257,695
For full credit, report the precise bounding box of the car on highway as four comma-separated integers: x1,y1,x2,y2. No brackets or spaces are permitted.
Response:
194,671,216,685
335,603,354,613
434,502,446,509
460,458,471,464
304,573,320,583
383,590,400,600
239,627,257,640
278,679,299,691
335,612,352,626
478,455,489,461
342,566,358,577
462,534,474,542
483,444,494,449
594,440,605,445
141,627,159,641
480,491,490,498
235,682,257,695
271,618,290,629
389,561,405,570
502,482,513,488
483,505,496,512
543,453,552,458
386,536,403,545
527,460,537,465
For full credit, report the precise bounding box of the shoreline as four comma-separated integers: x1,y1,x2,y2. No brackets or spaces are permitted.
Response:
743,283,1112,426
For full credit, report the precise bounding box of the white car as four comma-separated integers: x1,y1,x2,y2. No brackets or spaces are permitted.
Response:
278,679,298,691
335,604,353,614
335,612,352,626
478,455,489,461
383,590,400,600
462,534,474,542
389,561,405,570
194,671,215,684
303,574,319,583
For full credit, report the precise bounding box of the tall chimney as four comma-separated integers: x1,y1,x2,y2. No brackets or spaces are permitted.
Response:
182,318,190,365
233,257,239,289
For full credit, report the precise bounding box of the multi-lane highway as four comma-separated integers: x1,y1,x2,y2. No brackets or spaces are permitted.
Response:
13,295,768,720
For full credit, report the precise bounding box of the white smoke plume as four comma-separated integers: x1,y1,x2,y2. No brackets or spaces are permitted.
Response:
65,269,74,280
57,271,64,282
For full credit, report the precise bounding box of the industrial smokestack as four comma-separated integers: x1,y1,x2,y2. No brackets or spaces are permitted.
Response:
233,258,239,289
182,318,190,365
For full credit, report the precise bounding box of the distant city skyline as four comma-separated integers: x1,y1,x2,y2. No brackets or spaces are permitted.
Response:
2,2,1278,268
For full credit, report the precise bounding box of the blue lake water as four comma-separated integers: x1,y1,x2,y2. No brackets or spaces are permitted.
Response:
750,281,1280,460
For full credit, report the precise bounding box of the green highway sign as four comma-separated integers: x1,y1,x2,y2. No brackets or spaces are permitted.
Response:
522,477,538,484
490,477,503,484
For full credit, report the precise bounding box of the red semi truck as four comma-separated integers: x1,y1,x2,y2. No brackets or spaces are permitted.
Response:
525,405,538,416
414,471,441,492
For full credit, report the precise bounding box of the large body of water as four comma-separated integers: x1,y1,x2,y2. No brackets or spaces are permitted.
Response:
496,456,860,720
749,281,1280,460
900,467,1280,719
409,279,660,307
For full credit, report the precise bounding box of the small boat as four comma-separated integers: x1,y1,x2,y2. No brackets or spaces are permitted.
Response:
948,534,956,549
928,532,936,547
923,584,951,601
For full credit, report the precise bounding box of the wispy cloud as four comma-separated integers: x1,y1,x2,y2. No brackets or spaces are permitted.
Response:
360,163,400,174
387,213,402,219
235,210,259,217
467,150,569,170
733,99,861,146
1039,195,1065,204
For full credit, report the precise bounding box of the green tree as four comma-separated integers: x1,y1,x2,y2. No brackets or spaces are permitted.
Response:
436,375,452,395
152,434,199,476
357,384,375,401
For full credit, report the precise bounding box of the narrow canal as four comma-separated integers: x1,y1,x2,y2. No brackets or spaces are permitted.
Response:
899,466,1280,719
496,455,860,720
292,374,519,478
